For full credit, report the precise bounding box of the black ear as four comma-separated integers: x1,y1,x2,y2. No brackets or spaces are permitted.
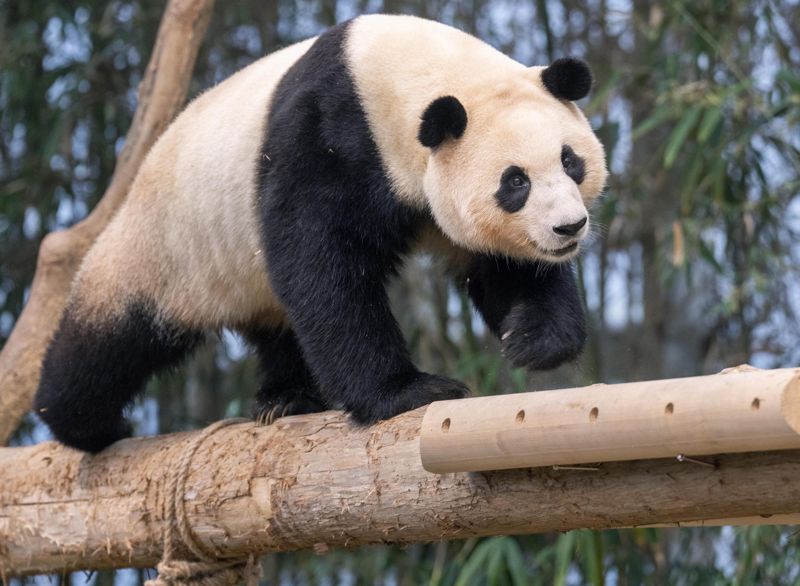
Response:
541,58,593,101
418,96,468,148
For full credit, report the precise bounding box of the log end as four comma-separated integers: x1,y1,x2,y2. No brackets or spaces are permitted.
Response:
781,370,800,434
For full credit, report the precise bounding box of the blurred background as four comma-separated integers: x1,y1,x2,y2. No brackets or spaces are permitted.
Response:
2,0,800,584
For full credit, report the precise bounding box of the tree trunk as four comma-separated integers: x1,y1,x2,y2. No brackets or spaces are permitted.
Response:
3,373,800,577
0,0,215,445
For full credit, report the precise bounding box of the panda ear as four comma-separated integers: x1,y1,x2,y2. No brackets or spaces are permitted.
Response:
540,58,593,101
418,96,468,148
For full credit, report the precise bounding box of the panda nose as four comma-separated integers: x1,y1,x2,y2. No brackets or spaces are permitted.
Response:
553,216,587,237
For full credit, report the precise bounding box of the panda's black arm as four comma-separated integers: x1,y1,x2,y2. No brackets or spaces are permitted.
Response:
263,220,468,424
462,257,587,370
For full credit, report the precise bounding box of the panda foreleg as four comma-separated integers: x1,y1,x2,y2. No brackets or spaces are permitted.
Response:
463,257,587,370
246,327,327,424
34,298,203,452
264,232,468,424
292,281,469,424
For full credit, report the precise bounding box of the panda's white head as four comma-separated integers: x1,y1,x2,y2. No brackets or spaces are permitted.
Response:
418,58,607,262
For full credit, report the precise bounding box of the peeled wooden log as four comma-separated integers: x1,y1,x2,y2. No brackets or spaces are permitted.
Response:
421,367,800,473
3,368,800,577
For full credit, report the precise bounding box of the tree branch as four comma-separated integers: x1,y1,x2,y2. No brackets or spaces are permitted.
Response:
0,0,216,445
3,372,800,577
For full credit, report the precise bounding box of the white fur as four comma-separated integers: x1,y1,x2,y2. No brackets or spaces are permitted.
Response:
347,15,607,262
73,39,315,329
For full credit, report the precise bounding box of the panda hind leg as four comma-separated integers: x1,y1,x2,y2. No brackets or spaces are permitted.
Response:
34,298,203,453
246,327,327,425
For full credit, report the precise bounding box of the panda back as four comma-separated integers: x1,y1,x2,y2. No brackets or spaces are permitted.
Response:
87,39,316,330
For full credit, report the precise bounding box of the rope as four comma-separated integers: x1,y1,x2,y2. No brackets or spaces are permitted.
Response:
146,418,263,586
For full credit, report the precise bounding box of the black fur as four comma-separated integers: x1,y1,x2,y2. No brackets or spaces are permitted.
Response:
561,144,586,184
541,58,593,101
34,301,202,452
463,258,586,370
246,327,326,421
418,96,468,148
258,22,468,424
494,166,531,213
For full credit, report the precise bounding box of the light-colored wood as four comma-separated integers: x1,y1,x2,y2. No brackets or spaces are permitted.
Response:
0,0,215,445
4,402,800,576
420,368,800,473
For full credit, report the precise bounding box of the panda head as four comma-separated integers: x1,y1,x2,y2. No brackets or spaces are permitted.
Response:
418,58,607,262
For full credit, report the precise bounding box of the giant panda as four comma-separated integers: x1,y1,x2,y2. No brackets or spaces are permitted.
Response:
33,14,608,452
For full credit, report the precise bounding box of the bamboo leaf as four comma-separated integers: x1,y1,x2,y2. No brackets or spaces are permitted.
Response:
502,538,529,586
631,107,673,141
554,532,577,586
582,531,604,586
664,105,702,168
697,106,724,143
487,540,505,586
455,538,498,586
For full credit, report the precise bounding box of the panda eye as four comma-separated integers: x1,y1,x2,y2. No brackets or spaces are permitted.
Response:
496,166,531,213
509,175,526,188
561,144,586,184
503,172,529,190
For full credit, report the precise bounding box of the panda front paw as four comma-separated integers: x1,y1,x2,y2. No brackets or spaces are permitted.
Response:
500,302,586,370
348,371,470,424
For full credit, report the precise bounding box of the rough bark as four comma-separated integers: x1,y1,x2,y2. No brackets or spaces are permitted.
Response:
0,0,216,445
2,402,800,577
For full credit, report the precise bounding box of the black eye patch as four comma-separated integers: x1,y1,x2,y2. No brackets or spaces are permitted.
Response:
495,166,531,213
561,145,586,184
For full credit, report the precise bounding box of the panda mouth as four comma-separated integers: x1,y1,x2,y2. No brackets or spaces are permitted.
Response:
546,242,579,257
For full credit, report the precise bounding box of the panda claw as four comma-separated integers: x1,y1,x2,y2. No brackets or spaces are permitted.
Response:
252,393,327,426
253,404,280,426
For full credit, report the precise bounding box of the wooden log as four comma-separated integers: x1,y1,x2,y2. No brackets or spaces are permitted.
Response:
0,0,215,445
420,368,800,473
3,384,800,576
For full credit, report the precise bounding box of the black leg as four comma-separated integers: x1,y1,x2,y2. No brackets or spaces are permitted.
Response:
263,226,468,424
462,257,587,370
246,327,327,424
34,300,203,452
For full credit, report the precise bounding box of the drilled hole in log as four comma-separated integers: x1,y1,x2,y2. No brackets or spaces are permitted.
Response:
589,407,599,422
441,418,451,432
516,410,525,424
751,398,761,411
665,402,674,415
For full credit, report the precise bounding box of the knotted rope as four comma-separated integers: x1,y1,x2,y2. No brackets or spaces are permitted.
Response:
146,418,263,586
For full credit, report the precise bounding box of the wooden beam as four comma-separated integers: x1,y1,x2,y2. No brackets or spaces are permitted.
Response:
421,368,800,473
3,375,800,577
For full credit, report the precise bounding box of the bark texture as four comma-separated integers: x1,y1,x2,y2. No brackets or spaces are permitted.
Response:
2,406,800,577
0,0,216,445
